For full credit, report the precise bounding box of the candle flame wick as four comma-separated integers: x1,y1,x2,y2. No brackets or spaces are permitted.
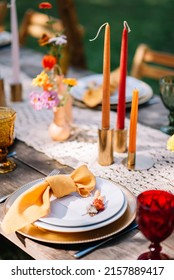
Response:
89,22,109,41
124,21,131,33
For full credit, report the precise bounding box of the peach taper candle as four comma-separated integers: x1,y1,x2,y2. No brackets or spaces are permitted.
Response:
90,23,113,165
102,23,110,129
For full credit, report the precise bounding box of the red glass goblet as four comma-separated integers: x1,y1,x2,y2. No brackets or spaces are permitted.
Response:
136,190,174,260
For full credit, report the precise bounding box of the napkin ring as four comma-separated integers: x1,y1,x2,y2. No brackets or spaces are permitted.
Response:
10,83,23,102
114,128,127,153
98,128,114,166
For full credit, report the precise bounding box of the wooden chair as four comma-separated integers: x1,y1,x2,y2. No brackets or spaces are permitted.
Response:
19,0,86,70
130,44,174,80
19,9,64,45
0,1,7,32
19,9,69,74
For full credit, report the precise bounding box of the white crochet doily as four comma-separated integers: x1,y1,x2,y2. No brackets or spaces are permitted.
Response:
2,64,174,196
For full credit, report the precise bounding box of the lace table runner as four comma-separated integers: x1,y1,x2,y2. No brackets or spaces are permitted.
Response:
1,64,174,196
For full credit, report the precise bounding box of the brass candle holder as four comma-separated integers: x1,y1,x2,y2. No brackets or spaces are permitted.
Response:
0,79,6,106
114,128,127,153
98,127,114,166
122,151,154,171
10,83,23,102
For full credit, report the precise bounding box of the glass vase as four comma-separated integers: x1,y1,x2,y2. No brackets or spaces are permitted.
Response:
48,95,73,141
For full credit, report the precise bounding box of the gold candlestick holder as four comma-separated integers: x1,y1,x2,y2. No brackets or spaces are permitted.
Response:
122,151,154,171
98,127,114,166
114,128,127,153
10,83,23,102
0,79,6,106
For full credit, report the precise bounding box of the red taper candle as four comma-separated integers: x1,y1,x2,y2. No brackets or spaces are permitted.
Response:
116,21,130,130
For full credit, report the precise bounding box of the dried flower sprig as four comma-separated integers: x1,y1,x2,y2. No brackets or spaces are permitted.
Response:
86,190,105,216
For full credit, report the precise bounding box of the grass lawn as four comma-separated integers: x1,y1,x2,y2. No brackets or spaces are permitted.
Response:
2,0,174,93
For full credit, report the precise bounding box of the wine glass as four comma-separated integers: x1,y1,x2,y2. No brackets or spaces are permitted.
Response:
0,107,16,173
159,75,174,135
136,190,174,260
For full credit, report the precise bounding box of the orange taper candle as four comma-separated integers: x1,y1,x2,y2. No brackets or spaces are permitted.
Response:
102,23,110,129
128,89,139,153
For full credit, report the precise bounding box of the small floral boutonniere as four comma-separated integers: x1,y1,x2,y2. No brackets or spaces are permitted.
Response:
29,1,77,111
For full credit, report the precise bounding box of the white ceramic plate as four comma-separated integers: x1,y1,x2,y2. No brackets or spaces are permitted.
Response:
70,74,153,105
34,194,127,233
38,177,125,227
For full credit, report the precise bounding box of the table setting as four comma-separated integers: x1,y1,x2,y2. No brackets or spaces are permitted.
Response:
1,165,136,247
70,74,153,109
1,68,174,259
0,2,174,261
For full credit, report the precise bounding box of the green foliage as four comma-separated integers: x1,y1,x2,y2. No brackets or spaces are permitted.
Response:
2,0,174,93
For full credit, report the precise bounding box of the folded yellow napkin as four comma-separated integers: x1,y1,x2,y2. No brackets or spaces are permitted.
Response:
83,67,120,108
1,165,96,234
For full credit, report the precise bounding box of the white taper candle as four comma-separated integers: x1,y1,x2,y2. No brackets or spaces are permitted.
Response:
10,0,20,83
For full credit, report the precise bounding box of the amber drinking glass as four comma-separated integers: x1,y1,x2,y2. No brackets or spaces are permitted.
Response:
0,107,16,173
136,190,174,260
159,75,174,135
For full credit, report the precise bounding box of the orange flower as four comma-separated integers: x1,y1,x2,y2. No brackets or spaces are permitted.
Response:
39,2,52,9
42,55,57,70
38,34,50,46
63,78,77,87
43,82,54,91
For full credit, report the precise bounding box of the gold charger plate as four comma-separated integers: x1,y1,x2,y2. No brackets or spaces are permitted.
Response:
4,182,136,244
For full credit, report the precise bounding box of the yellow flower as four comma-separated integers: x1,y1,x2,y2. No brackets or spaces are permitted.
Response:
63,78,77,87
32,71,49,87
167,134,174,151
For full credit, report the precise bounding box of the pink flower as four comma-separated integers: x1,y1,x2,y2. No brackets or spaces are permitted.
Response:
30,91,59,110
30,91,44,110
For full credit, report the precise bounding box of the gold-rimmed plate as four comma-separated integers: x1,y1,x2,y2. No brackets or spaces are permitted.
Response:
4,181,136,244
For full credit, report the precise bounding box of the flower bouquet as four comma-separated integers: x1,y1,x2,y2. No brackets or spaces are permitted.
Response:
29,2,77,141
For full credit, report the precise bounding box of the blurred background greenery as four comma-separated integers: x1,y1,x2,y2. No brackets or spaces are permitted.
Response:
2,0,174,93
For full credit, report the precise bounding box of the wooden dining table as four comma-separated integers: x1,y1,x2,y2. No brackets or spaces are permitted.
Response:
0,45,174,260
